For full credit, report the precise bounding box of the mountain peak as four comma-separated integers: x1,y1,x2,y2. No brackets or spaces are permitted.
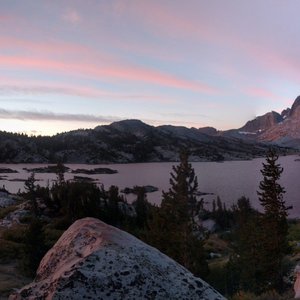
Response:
290,95,300,117
111,119,149,127
109,119,153,137
239,111,282,133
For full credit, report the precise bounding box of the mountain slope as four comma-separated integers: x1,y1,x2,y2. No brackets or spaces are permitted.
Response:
238,111,283,134
217,95,300,149
242,96,300,148
9,218,225,300
0,120,289,163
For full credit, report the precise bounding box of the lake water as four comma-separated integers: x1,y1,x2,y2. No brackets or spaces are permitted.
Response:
1,155,300,217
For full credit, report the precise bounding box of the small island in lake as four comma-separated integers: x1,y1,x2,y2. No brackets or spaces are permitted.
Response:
121,185,159,194
73,176,98,182
71,168,118,175
23,165,70,173
0,168,18,173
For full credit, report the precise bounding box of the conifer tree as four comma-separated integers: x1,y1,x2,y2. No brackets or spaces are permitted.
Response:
22,218,47,277
228,197,263,294
148,150,208,277
106,185,122,226
55,161,65,185
24,172,38,216
257,148,289,291
132,187,150,229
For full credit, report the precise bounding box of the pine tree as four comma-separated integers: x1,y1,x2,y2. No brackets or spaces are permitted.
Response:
21,218,48,277
148,150,208,277
228,197,263,294
106,185,122,226
55,161,65,185
257,148,289,291
132,187,150,229
24,172,38,216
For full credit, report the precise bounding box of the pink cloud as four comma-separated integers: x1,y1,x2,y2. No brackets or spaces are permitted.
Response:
0,37,107,61
0,34,218,93
0,77,175,104
124,1,300,88
62,9,81,24
245,45,300,83
0,55,218,94
0,15,14,23
125,2,218,44
245,87,281,101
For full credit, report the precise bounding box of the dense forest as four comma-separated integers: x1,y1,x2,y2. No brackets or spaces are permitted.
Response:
0,149,298,299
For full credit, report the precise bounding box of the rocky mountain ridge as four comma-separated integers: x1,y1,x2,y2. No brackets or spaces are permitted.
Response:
9,218,225,300
238,111,283,134
200,95,300,149
242,96,300,148
0,119,290,164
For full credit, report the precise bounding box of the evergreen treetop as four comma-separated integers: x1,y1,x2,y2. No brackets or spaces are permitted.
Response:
257,148,287,219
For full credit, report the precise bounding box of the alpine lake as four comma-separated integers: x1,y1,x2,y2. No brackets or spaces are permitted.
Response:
1,154,300,217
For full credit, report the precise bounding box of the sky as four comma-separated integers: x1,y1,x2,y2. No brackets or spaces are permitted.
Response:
0,0,300,136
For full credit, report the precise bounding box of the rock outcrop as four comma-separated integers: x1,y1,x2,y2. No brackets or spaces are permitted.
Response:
294,265,300,298
220,95,300,149
238,111,283,134
10,218,225,300
290,96,300,118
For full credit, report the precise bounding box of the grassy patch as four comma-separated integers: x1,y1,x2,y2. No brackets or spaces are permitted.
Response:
288,222,300,242
206,261,228,296
2,225,27,243
43,226,64,248
0,262,31,299
0,239,23,262
0,206,17,219
230,289,294,300
204,233,231,254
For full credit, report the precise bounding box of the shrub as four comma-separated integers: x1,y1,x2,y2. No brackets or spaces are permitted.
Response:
288,222,300,242
0,205,17,219
0,239,22,262
2,226,27,243
43,226,64,248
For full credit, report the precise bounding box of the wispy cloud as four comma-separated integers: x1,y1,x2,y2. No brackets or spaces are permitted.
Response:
0,37,94,59
159,112,211,119
0,55,218,94
0,82,175,103
0,109,121,123
245,87,281,102
62,9,81,24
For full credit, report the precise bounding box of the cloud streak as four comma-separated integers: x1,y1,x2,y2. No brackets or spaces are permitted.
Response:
62,9,81,24
0,54,218,94
0,82,175,104
0,109,121,123
245,87,281,102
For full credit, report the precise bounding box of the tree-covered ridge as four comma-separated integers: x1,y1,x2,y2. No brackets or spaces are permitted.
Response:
0,119,292,163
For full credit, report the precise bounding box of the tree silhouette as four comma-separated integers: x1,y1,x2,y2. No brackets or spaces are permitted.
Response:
148,150,208,277
257,148,289,291
24,172,38,216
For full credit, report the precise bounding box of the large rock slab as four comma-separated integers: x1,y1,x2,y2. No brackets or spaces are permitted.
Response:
10,217,225,299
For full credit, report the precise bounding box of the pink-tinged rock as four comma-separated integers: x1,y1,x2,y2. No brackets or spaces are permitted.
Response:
294,265,300,298
10,217,225,300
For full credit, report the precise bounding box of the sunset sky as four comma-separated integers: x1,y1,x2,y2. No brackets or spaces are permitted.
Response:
0,0,299,135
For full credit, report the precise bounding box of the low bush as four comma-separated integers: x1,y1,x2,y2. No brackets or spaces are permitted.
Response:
2,225,27,243
0,239,22,261
0,205,17,219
